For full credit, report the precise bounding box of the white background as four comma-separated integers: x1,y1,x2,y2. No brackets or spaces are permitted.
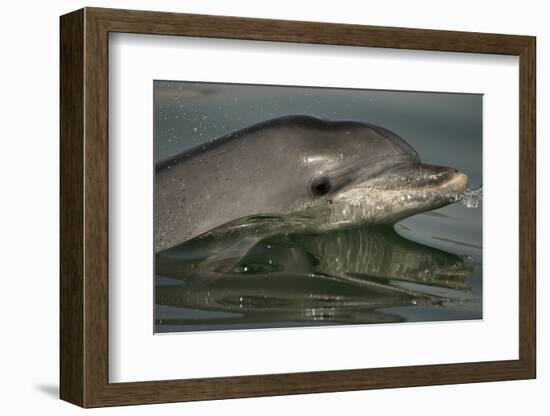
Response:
0,0,546,414
110,34,518,382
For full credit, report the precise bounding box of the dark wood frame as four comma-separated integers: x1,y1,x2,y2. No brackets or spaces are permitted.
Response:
60,7,536,408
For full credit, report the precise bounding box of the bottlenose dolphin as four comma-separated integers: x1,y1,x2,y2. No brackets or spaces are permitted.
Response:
155,115,467,252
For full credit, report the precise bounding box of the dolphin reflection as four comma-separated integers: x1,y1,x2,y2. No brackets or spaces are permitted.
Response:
155,225,475,330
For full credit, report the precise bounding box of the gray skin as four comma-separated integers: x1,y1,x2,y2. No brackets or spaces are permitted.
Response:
155,115,467,252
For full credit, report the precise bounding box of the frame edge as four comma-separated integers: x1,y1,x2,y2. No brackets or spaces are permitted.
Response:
518,36,537,379
60,8,86,408
60,7,538,407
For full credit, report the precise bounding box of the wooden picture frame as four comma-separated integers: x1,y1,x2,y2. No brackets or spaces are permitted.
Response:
60,7,536,408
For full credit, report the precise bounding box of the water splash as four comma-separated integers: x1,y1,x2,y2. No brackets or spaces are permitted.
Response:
459,186,482,208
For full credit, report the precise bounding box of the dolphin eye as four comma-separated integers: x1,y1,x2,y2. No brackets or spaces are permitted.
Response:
311,176,332,196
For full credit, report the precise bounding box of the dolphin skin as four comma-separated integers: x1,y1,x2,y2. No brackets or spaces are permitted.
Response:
155,115,467,252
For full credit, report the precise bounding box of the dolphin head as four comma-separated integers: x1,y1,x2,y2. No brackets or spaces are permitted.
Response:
155,115,469,250
324,162,468,226
283,116,468,227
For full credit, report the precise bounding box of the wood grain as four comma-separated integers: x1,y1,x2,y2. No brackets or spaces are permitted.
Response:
59,8,84,406
59,7,537,408
518,38,536,375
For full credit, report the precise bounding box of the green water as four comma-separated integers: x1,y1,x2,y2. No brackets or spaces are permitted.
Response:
154,81,482,333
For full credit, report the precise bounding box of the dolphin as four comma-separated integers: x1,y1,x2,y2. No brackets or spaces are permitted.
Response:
155,115,467,252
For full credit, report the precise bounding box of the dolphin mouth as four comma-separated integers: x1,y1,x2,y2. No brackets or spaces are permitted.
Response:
366,163,468,194
326,163,468,226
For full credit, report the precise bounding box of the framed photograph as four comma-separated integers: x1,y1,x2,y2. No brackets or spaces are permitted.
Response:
60,7,536,407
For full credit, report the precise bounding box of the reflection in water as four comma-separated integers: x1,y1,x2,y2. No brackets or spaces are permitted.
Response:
155,225,477,332
153,82,482,332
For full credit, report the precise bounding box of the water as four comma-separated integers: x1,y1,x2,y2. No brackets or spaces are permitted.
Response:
154,81,482,333
460,186,483,208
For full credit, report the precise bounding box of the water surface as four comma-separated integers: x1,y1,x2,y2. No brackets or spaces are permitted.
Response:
154,81,482,333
